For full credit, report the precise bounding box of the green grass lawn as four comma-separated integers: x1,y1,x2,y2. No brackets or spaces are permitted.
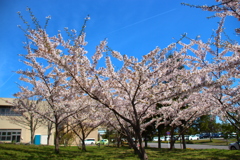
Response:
191,138,237,145
158,138,237,146
0,143,239,160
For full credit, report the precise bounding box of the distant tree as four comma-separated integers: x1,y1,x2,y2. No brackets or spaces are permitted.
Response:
198,115,219,141
59,130,76,147
104,116,128,148
221,122,235,137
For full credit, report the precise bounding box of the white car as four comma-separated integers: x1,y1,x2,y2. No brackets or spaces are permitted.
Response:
189,135,199,140
153,137,165,141
84,138,95,145
165,136,178,141
229,141,240,150
160,137,165,141
165,136,171,141
153,137,158,141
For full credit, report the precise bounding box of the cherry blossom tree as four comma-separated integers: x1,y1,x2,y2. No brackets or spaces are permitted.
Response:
68,96,107,151
100,110,127,147
22,27,216,159
153,0,240,149
201,0,240,133
15,43,84,153
182,0,240,132
182,0,240,34
17,1,239,159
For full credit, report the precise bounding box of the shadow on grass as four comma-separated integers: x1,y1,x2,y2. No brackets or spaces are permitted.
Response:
146,147,240,160
0,144,138,160
0,144,85,160
0,144,239,160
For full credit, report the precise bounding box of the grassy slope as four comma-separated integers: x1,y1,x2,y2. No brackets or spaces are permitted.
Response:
0,144,239,160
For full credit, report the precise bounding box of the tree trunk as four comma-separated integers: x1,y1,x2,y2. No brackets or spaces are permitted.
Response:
170,127,175,150
134,128,148,160
170,138,176,150
124,127,148,160
209,132,212,142
30,130,34,144
117,137,121,147
144,134,148,148
179,125,186,149
54,124,60,154
130,141,148,160
30,116,35,144
81,139,87,151
117,115,148,159
138,143,148,160
47,134,51,146
81,133,87,151
47,122,53,145
181,134,186,149
30,121,34,144
157,126,161,149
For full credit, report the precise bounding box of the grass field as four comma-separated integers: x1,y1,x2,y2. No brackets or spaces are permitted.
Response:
0,143,239,160
159,138,237,146
191,138,236,145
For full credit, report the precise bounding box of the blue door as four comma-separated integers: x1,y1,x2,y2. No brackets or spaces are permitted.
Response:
34,135,41,145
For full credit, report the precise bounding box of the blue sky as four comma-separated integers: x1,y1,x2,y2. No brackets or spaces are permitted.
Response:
0,0,239,98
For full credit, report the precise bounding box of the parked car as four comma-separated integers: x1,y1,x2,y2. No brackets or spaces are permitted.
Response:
165,136,171,141
160,137,165,141
165,136,177,141
174,135,180,141
212,133,220,138
84,138,95,145
218,132,225,138
153,137,158,141
178,135,189,140
230,132,237,138
96,139,109,145
229,141,240,150
157,136,170,141
200,133,211,139
189,135,199,140
195,134,200,137
184,135,190,140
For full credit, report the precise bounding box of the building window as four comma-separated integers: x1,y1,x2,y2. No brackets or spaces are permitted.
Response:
0,129,21,142
0,106,21,116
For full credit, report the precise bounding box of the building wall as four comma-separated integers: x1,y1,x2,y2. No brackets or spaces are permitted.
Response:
0,98,29,143
0,98,100,146
70,128,99,146
0,116,29,143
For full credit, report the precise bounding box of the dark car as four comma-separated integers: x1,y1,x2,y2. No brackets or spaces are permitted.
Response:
229,141,240,150
212,133,220,138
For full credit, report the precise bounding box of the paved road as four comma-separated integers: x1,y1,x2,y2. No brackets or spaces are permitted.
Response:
148,142,229,150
